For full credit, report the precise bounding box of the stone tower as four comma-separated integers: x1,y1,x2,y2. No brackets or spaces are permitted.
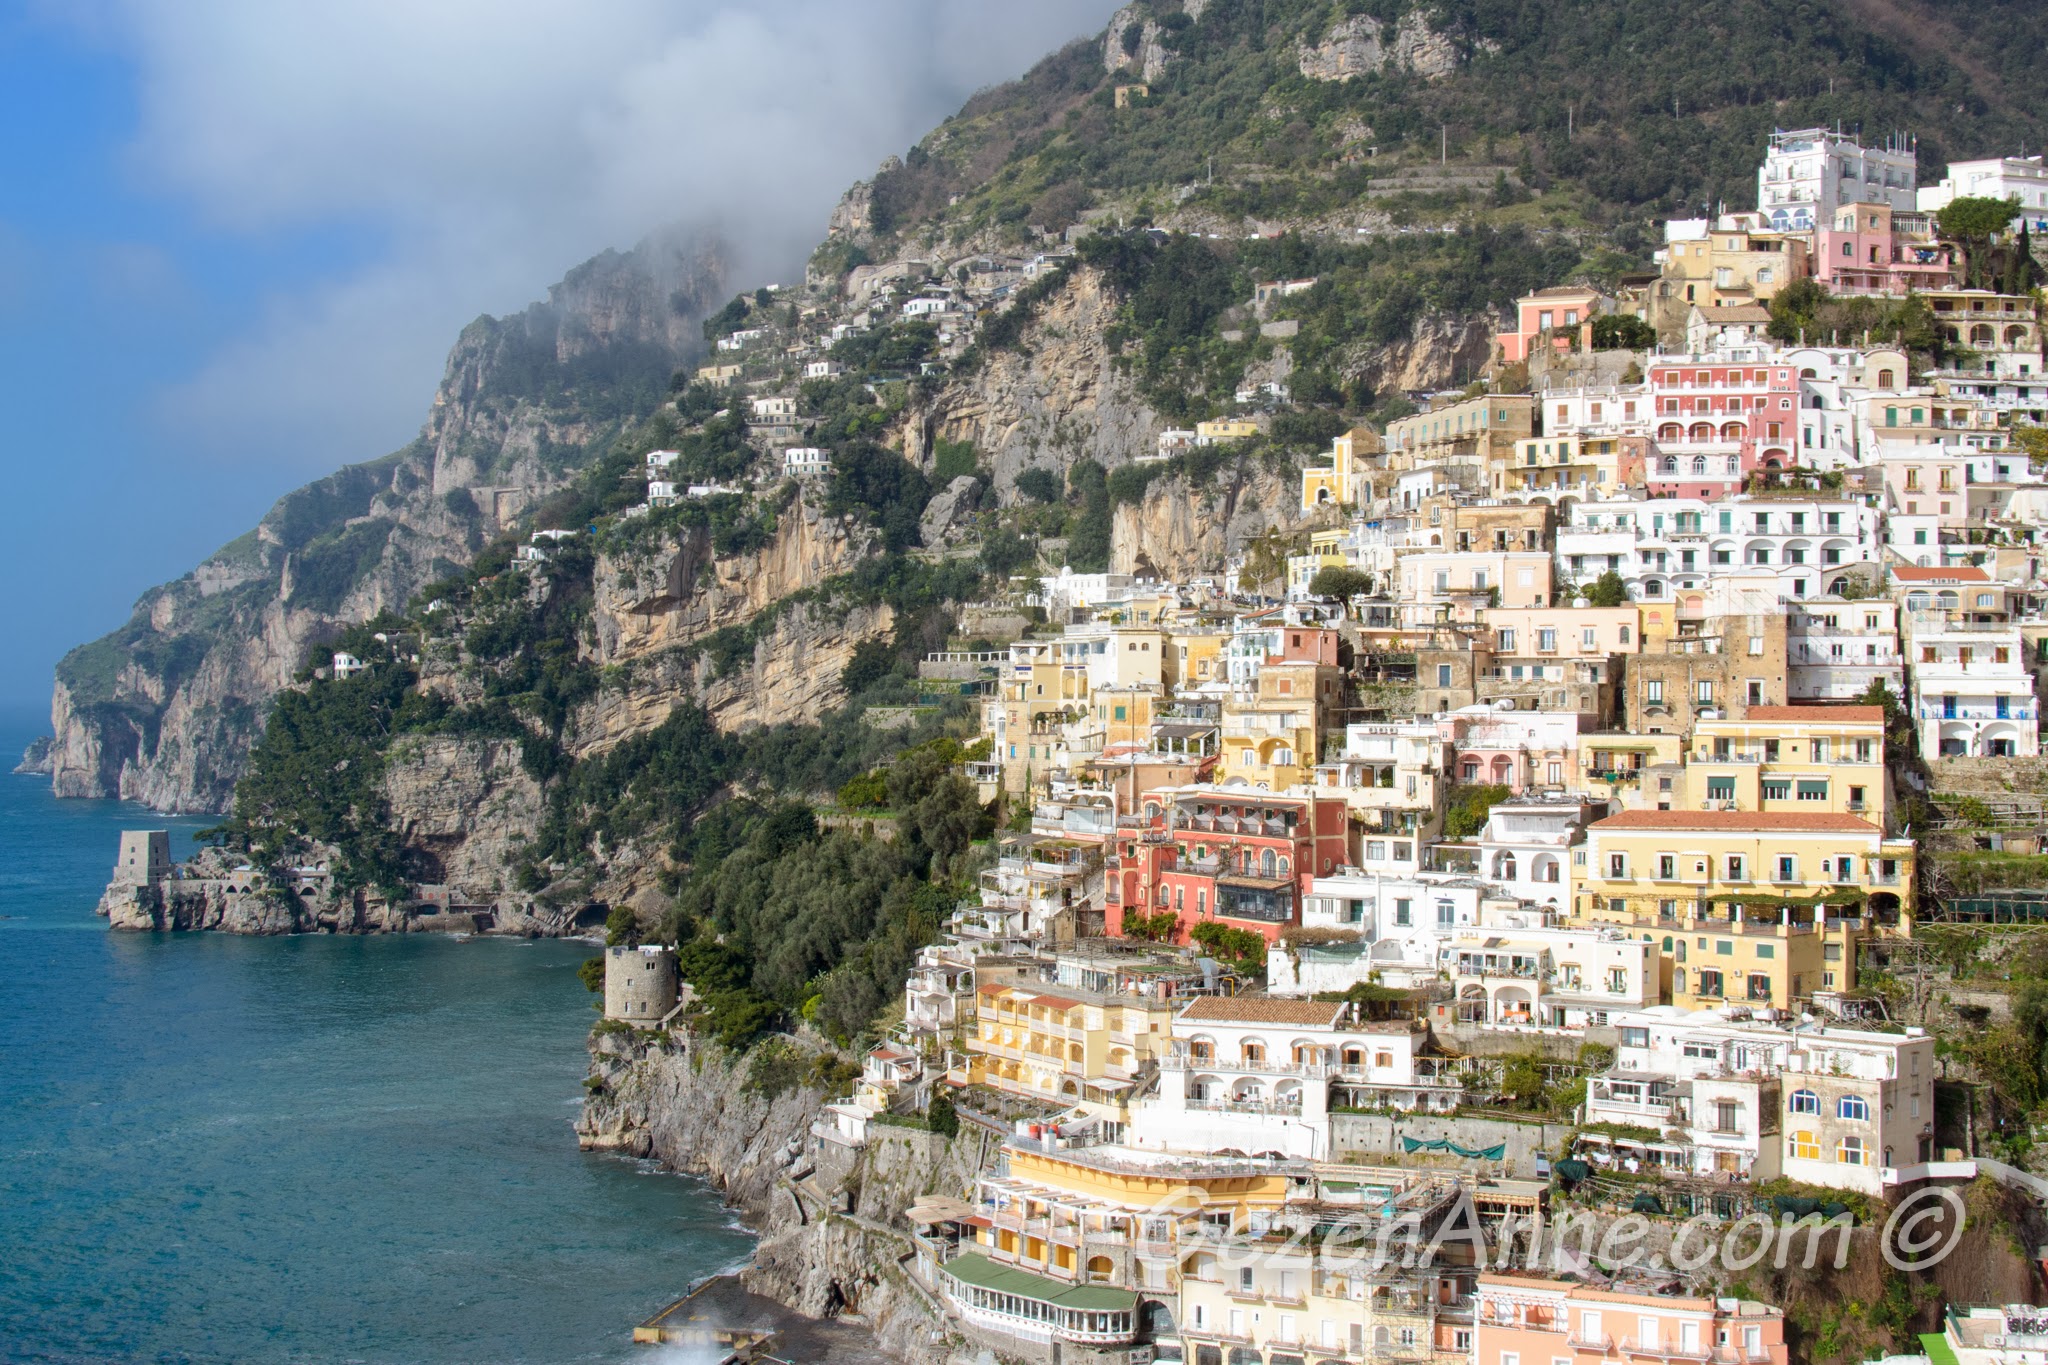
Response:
604,944,680,1023
112,831,171,887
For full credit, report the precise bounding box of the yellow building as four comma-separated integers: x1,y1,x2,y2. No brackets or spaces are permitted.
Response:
964,983,1176,1116
694,362,743,385
1196,417,1262,444
1286,529,1351,598
1300,425,1386,512
1164,626,1229,691
1681,706,1889,826
971,1144,1292,1292
1647,226,1808,335
1504,433,1631,496
1219,660,1336,790
1573,811,1915,1009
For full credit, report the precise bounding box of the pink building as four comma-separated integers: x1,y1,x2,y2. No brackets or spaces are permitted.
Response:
1272,625,1342,666
1498,286,1611,365
1646,356,1802,498
1476,1276,1788,1365
1813,203,1956,294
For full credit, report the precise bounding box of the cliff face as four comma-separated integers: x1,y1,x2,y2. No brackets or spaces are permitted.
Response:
580,1030,980,1365
1112,463,1313,580
904,266,1161,490
39,229,729,814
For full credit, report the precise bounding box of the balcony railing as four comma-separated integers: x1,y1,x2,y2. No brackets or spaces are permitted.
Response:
1917,706,2035,721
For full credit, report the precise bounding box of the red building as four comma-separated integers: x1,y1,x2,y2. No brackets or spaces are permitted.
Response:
1646,357,1801,498
1105,785,1352,944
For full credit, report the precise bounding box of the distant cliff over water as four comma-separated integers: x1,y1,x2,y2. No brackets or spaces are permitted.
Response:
25,228,727,814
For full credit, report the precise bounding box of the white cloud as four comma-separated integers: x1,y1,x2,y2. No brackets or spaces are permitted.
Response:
85,0,1119,470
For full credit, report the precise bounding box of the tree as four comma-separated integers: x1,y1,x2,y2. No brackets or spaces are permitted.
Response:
1120,908,1181,942
2013,423,2048,474
1015,467,1062,503
577,956,605,993
1938,196,2020,289
1766,277,1829,343
604,905,639,946
1590,314,1655,350
927,1090,960,1137
1582,570,1629,608
1443,784,1512,841
1189,921,1269,972
1308,565,1373,600
1237,527,1301,596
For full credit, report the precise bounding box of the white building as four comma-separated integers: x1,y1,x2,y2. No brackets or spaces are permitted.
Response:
1786,597,1904,702
1556,494,1881,602
804,359,845,380
1130,996,1450,1159
1907,619,2039,757
1757,128,1917,232
331,651,368,680
783,447,831,477
1446,922,1651,1029
1917,154,2048,231
1470,794,1599,910
750,395,796,421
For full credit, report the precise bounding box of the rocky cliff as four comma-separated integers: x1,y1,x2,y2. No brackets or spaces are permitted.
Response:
904,266,1161,490
580,1029,983,1364
38,228,728,814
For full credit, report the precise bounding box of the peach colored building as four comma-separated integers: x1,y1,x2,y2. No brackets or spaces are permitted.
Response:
1476,1276,1788,1365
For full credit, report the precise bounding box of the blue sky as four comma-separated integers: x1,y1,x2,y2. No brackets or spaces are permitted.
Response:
0,1,1116,712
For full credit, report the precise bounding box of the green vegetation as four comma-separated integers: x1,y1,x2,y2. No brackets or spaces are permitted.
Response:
1441,783,1511,841
1578,570,1629,608
1307,566,1372,600
1189,921,1269,972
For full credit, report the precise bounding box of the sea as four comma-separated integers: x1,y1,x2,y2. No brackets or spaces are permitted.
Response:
0,710,753,1364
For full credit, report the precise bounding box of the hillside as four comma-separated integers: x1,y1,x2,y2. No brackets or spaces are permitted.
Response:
34,0,2048,815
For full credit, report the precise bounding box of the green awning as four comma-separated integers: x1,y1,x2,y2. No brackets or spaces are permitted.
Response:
1921,1333,1959,1365
940,1252,1138,1312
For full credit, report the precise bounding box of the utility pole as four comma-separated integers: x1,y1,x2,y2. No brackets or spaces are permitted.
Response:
1441,124,1447,166
1567,103,1574,141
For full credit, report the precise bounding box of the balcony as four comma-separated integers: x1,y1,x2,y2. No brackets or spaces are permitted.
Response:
1917,706,2035,721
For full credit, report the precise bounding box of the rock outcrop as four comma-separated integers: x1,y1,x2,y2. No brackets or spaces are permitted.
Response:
1297,12,1492,82
1112,462,1312,580
37,228,729,814
381,736,545,895
580,1029,983,1365
1103,4,1174,85
906,266,1160,490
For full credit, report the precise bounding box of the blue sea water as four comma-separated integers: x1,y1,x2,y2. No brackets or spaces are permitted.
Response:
0,711,752,1364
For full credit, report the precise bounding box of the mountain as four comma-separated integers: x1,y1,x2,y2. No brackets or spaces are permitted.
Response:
27,228,728,812
35,0,2048,816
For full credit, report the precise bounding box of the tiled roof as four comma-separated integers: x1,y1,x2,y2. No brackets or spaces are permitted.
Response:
1592,810,1881,834
1890,566,1990,583
1740,706,1886,724
1179,996,1345,1026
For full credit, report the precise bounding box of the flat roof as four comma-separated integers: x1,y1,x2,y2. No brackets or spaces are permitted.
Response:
1592,810,1882,834
1736,705,1885,724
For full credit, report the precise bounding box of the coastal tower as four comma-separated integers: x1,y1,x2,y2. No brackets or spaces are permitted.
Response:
112,831,171,888
604,944,680,1022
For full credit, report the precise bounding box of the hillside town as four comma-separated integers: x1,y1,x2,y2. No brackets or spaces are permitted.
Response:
571,131,2048,1365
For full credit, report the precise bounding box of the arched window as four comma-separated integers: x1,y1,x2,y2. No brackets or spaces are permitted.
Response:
1789,1129,1820,1160
1260,848,1277,878
1876,369,1895,389
1496,853,1518,880
1661,456,1678,474
1241,1039,1266,1064
1692,456,1708,475
1643,579,1664,597
1789,1088,1820,1115
1837,1136,1866,1166
1837,1095,1869,1121
1619,626,1631,644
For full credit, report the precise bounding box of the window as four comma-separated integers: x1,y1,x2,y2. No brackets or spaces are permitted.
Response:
1394,898,1411,926
1608,854,1629,879
1726,855,1746,881
1498,628,1516,652
1646,680,1664,704
1790,1129,1820,1161
1837,1136,1867,1166
1658,854,1677,880
1437,665,1453,687
1776,855,1797,882
1696,681,1714,704
1789,1089,1820,1115
1838,1095,1869,1121
1437,900,1455,927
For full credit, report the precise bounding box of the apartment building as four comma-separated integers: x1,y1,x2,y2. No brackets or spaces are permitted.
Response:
1397,551,1554,625
1300,424,1387,511
961,980,1177,1115
1624,609,1790,735
1497,285,1611,364
1383,393,1537,481
1757,127,1917,231
1131,996,1443,1157
1786,597,1904,702
1645,352,1801,496
1218,658,1339,791
1310,721,1447,849
1441,709,1581,797
1478,1277,1787,1365
1907,618,2040,757
1682,707,1890,825
1920,289,2042,379
1574,810,1917,1005
1812,202,1955,294
1470,794,1603,910
1557,495,1877,603
1445,922,1652,1029
1779,1025,1938,1190
1106,787,1352,944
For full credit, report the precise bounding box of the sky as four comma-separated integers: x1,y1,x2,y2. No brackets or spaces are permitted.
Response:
0,0,1118,711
